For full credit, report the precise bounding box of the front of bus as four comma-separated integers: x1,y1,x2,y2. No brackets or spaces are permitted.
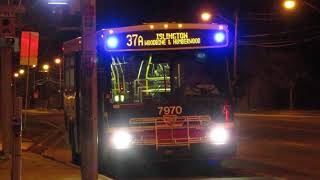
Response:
97,23,237,166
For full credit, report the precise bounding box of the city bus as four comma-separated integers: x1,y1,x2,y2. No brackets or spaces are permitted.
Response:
63,22,237,176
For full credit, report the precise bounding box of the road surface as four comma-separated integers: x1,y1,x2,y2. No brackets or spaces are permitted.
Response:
22,110,320,179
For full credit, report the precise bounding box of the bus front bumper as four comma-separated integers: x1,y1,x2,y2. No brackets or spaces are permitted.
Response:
105,142,237,163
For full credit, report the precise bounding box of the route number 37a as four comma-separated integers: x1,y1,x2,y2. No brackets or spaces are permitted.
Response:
158,106,183,115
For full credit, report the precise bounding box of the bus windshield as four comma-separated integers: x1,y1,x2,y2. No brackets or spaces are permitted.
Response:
109,50,230,104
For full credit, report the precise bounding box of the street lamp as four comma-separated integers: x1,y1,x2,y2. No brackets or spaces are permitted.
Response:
54,58,63,109
283,0,296,10
54,58,61,65
19,69,25,75
201,12,212,22
42,64,50,72
14,73,19,78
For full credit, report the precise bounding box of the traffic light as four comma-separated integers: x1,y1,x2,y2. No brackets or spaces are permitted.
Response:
0,17,16,37
0,37,19,52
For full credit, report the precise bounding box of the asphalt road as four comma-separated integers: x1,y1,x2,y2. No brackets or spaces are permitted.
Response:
233,112,320,178
24,110,320,179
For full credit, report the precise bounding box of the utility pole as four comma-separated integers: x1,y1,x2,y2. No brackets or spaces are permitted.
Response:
79,0,98,179
59,62,62,109
233,0,239,109
0,4,16,158
11,97,22,180
0,46,13,158
233,7,239,81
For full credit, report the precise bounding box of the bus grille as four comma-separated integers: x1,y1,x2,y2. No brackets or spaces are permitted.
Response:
128,115,212,150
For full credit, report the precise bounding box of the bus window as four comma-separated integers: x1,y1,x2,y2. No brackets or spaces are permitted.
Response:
110,54,178,104
108,51,227,104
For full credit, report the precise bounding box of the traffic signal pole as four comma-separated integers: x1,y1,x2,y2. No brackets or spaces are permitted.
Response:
79,0,98,179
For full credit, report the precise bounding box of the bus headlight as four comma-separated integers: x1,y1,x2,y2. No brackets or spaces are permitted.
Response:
111,130,133,149
209,126,229,145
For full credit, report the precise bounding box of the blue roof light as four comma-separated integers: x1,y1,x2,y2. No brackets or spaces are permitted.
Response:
106,36,119,49
214,32,226,43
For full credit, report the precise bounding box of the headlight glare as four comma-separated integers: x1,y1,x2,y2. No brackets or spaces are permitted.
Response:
111,131,132,149
209,126,229,145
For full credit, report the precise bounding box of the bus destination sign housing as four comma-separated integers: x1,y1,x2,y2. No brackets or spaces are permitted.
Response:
99,23,229,52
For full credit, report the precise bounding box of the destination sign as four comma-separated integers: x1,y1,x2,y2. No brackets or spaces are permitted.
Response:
103,29,228,52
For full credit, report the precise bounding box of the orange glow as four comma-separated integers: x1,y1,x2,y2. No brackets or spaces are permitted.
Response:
54,58,61,64
42,64,49,70
19,69,25,75
283,0,296,10
201,12,212,22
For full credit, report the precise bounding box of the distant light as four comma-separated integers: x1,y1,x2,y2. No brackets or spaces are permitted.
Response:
214,32,226,43
164,24,168,29
54,58,61,64
150,25,154,29
42,64,50,71
32,64,37,68
283,0,296,10
219,25,224,30
19,69,25,75
201,12,212,22
106,36,119,49
14,73,19,78
109,29,114,34
178,24,183,28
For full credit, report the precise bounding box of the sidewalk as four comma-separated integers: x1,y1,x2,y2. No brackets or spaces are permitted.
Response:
0,152,112,180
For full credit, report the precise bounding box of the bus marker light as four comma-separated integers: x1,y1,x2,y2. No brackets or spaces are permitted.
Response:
106,36,119,49
214,32,225,43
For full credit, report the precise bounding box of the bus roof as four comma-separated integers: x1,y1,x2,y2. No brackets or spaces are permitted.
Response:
98,23,228,34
